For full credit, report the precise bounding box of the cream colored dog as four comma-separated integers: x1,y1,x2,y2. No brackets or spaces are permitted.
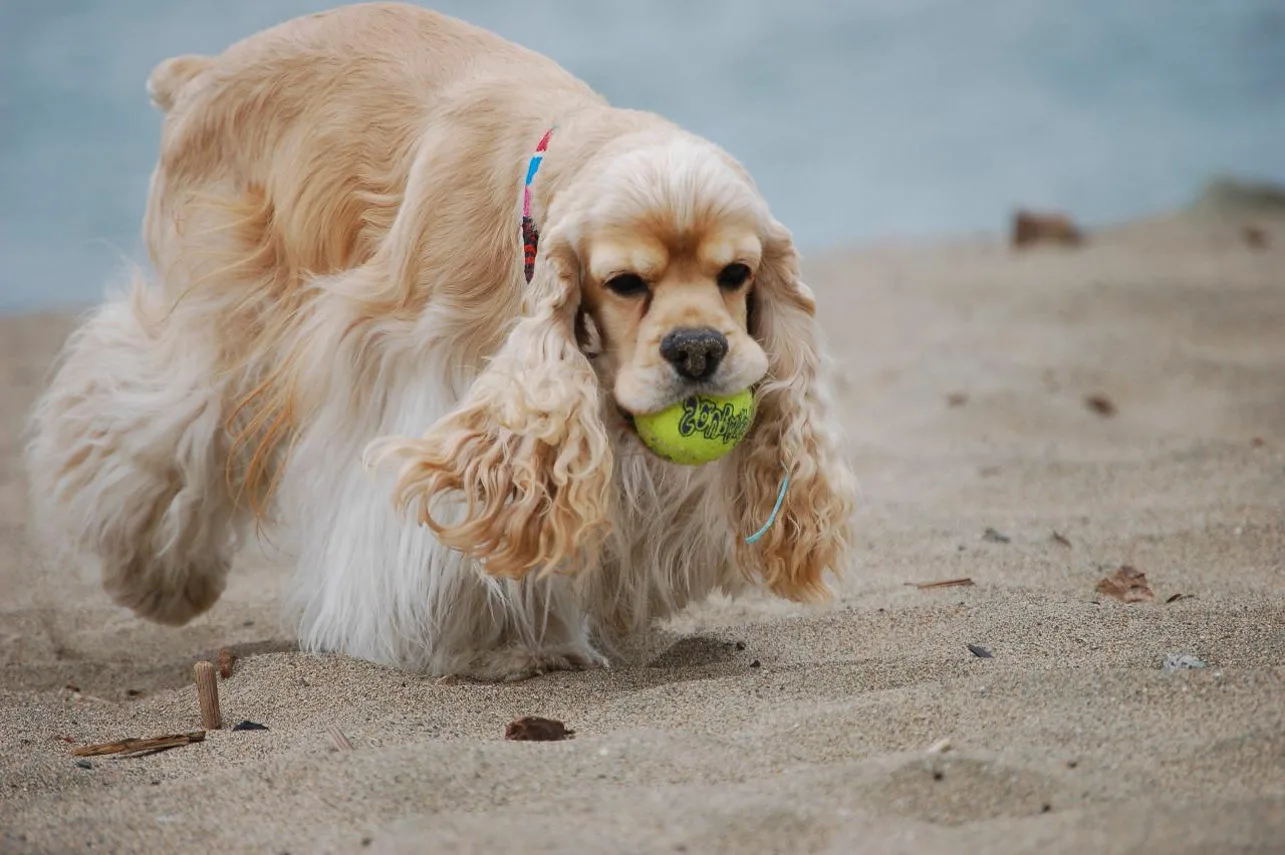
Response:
25,2,856,680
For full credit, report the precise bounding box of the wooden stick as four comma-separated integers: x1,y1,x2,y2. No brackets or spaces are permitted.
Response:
914,577,975,589
326,724,353,751
194,661,222,730
72,732,205,757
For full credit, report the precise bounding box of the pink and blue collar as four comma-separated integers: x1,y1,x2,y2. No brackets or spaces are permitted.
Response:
521,127,555,283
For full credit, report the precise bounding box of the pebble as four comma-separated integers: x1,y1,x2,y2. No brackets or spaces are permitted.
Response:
1162,653,1207,671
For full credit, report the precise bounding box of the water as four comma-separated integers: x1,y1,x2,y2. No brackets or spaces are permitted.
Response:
2,0,1282,311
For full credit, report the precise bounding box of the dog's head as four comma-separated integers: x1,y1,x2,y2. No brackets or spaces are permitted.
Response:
557,134,771,417
372,127,854,597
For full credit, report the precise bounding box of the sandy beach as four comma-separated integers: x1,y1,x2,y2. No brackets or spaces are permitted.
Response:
2,205,1283,854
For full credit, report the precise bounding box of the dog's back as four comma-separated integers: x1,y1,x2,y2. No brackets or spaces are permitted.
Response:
26,3,606,630
144,3,597,296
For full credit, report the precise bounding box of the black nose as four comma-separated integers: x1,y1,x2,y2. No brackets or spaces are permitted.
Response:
659,327,728,381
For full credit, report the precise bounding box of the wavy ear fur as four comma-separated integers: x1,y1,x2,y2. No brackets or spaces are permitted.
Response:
366,236,613,578
733,219,857,600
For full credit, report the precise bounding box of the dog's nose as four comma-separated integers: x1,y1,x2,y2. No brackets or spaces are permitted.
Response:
659,327,728,381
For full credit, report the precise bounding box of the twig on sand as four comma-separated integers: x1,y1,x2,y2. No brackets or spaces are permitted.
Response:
72,732,206,758
194,661,222,730
909,577,975,590
326,724,354,751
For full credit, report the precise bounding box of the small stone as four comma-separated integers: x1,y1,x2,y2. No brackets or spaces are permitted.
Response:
749,660,761,668
75,759,93,770
1084,394,1117,417
1162,653,1207,672
982,528,1010,544
967,644,994,659
232,720,269,731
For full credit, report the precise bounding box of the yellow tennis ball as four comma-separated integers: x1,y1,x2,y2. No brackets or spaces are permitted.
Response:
634,388,756,465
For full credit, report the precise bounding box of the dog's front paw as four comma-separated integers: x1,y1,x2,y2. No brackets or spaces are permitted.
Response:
462,644,609,683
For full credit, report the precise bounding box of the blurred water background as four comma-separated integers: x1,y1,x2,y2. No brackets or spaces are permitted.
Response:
1,0,1283,311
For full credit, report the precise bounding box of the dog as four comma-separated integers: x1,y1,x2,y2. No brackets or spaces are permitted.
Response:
24,2,856,680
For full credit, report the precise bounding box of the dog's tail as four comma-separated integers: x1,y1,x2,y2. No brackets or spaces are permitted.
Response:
147,54,213,113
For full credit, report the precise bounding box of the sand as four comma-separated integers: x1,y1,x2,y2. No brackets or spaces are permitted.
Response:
2,210,1283,854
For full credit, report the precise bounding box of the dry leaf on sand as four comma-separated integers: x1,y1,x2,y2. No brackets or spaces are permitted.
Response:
1095,565,1154,603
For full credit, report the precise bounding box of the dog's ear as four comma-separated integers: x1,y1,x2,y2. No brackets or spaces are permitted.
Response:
366,232,613,578
730,217,857,600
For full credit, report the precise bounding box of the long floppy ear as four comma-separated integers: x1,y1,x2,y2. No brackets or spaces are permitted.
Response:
732,218,857,601
366,234,613,578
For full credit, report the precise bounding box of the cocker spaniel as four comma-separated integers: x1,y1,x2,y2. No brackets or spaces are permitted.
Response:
25,2,856,680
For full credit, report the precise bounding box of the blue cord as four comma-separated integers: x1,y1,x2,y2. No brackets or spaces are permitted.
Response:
745,467,790,544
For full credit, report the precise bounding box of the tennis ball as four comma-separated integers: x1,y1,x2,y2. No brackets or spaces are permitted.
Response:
634,388,756,465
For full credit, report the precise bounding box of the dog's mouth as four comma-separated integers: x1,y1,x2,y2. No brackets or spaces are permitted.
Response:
616,405,638,435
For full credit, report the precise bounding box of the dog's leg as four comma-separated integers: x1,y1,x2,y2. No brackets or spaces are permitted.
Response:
285,455,608,680
461,578,610,682
277,314,607,679
25,274,244,625
284,448,610,680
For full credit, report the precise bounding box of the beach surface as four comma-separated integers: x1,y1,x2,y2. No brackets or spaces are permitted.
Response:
2,210,1283,854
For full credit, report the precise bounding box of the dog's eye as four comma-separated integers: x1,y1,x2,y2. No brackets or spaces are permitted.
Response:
717,263,752,290
604,273,648,298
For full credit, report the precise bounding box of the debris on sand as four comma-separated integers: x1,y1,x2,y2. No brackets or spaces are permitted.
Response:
912,577,975,590
1084,394,1117,417
1011,210,1083,248
504,716,574,742
327,724,354,751
1242,225,1268,250
194,661,222,730
232,720,269,731
72,732,206,758
218,648,237,679
1095,566,1154,603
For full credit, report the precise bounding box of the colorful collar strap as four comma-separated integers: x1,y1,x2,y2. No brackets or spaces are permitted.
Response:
521,127,555,283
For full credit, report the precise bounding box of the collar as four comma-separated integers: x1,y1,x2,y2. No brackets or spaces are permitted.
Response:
521,126,556,283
